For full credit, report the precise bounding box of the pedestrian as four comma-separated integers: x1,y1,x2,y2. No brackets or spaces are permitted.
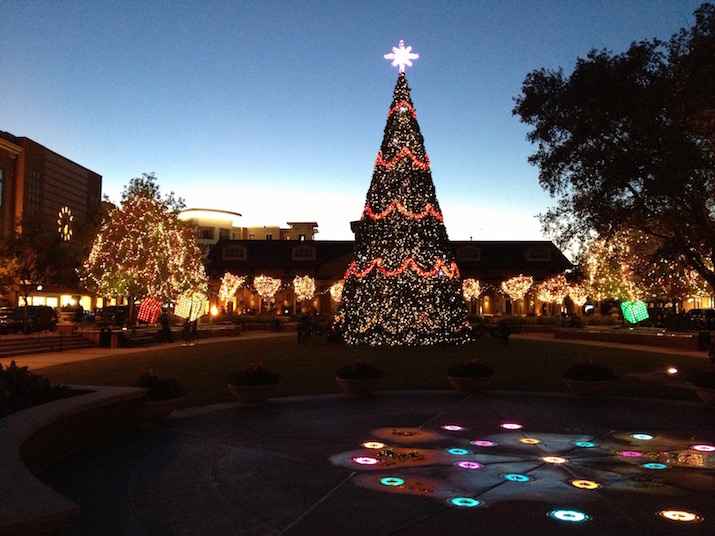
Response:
160,312,173,343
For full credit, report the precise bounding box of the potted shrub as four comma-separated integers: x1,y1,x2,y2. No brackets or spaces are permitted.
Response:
227,361,280,403
690,369,715,405
335,360,384,395
137,371,184,419
562,361,616,397
446,359,495,394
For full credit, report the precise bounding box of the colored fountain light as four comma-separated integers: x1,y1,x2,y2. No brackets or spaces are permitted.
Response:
457,461,482,470
353,456,379,465
380,477,405,487
441,424,464,431
520,438,540,445
574,441,597,448
571,480,600,490
504,473,531,482
643,463,668,470
619,451,643,457
446,448,470,456
549,509,590,523
500,422,523,430
657,510,702,522
450,497,482,508
630,433,654,441
542,456,567,464
691,444,715,452
470,440,496,447
362,441,386,449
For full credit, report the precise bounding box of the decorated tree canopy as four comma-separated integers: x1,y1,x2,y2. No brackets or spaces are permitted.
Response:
293,275,316,303
338,43,472,346
219,272,246,302
501,275,533,302
462,279,481,302
82,173,207,302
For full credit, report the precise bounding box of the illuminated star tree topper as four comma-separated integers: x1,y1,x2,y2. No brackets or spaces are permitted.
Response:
384,40,419,72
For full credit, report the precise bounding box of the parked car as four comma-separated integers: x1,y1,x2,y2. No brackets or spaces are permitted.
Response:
685,309,715,331
95,305,129,327
0,305,58,333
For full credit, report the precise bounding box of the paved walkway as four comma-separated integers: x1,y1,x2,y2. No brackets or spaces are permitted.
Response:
7,332,715,535
40,391,714,535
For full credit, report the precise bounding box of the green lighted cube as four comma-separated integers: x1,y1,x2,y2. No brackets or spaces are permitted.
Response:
621,300,649,324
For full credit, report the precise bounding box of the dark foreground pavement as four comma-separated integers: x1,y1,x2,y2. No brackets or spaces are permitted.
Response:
40,390,715,535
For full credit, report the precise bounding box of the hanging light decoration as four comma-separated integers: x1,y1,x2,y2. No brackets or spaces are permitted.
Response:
462,278,481,301
293,275,316,302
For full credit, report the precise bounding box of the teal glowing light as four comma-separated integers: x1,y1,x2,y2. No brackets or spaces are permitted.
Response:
574,441,597,448
643,463,668,470
380,477,404,487
549,509,590,522
621,300,649,324
505,473,531,482
447,448,470,456
631,433,654,440
450,497,482,508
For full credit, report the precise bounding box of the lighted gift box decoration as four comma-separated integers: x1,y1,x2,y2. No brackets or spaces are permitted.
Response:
620,300,649,324
174,292,207,321
137,297,162,324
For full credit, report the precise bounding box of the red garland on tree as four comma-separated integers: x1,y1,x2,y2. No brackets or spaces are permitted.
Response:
339,67,473,345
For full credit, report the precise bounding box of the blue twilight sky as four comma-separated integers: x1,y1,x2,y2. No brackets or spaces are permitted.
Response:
0,1,705,249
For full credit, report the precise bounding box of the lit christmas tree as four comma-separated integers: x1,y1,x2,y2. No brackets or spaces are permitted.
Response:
339,41,472,346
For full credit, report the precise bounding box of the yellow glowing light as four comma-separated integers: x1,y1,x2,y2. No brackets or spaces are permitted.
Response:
667,367,678,375
210,305,219,316
363,441,386,449
520,438,541,445
571,480,600,490
57,206,74,241
658,510,701,522
542,456,567,464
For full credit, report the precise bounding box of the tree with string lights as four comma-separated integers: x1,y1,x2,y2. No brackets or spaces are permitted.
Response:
82,173,207,319
338,41,472,346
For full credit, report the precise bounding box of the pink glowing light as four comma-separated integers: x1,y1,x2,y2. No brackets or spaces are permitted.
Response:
619,451,643,457
353,456,379,465
470,440,496,447
441,424,464,432
691,444,715,452
457,461,482,470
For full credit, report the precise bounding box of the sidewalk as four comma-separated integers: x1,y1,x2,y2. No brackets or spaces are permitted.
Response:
0,331,295,371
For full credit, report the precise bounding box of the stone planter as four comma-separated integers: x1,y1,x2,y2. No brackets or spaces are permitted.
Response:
693,386,715,405
141,397,184,420
228,383,279,403
335,377,383,395
563,379,614,397
447,375,493,394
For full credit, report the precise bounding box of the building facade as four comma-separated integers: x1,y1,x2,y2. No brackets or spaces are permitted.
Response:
206,239,573,318
0,131,102,308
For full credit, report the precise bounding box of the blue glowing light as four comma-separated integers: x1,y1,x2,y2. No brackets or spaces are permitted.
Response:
450,497,482,508
380,477,405,487
643,463,668,470
549,509,590,522
447,448,470,456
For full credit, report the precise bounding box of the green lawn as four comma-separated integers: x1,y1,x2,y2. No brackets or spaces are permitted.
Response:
36,335,706,409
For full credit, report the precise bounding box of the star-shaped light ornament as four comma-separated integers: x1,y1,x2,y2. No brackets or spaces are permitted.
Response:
385,40,419,72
